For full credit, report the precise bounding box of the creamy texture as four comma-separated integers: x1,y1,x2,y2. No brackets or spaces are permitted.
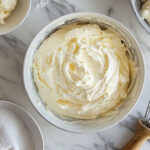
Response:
0,0,17,24
141,0,150,25
33,23,134,119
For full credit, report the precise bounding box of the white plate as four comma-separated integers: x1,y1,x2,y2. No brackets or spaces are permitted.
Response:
0,100,44,150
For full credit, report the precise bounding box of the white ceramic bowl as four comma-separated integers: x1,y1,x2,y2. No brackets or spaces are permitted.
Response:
0,0,31,35
0,100,43,150
23,12,145,133
131,0,150,34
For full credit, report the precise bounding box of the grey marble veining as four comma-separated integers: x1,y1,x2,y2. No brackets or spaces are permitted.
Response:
0,0,150,149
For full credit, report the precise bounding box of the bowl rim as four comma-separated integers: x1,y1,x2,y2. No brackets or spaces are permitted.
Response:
0,0,31,35
130,0,150,34
23,12,145,133
0,100,44,149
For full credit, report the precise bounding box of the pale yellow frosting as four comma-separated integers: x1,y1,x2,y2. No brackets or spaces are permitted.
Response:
0,0,17,24
33,23,134,119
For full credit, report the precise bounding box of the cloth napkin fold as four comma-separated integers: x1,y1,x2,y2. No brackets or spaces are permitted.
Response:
0,109,34,150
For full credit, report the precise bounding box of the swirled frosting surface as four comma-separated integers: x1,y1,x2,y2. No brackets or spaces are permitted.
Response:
33,23,134,119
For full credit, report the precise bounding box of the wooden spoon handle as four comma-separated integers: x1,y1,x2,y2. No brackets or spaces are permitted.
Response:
122,133,148,150
122,120,150,150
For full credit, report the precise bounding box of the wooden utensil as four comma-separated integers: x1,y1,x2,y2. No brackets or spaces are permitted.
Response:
122,100,150,150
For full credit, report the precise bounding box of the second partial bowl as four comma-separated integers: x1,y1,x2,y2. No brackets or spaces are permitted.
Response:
131,0,150,34
0,0,31,35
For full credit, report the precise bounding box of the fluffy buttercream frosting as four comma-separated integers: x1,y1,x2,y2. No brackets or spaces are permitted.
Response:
33,23,135,119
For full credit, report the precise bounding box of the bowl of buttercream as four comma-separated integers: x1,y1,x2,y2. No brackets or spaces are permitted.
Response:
23,12,145,133
0,0,31,35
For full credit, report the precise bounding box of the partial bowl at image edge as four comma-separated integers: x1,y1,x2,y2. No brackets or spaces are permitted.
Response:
130,0,150,34
0,0,31,35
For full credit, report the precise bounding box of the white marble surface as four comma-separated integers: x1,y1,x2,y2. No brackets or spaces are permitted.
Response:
0,0,150,149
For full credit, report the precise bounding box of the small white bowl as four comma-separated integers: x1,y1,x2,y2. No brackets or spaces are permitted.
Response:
0,0,31,35
23,12,145,133
0,100,44,150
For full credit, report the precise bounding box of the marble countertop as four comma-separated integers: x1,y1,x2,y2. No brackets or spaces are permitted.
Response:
0,0,150,149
